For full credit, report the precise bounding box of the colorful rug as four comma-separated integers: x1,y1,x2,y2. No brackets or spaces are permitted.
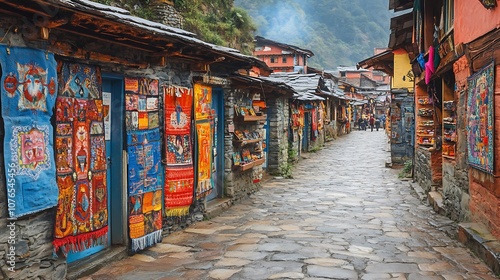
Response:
53,62,108,255
467,61,494,174
125,77,162,252
0,45,58,218
164,85,194,216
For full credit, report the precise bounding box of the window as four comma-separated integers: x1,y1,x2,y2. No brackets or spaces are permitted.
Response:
270,56,277,63
443,0,454,34
282,56,287,63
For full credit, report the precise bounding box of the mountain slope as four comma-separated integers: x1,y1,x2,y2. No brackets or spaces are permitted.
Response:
235,0,394,69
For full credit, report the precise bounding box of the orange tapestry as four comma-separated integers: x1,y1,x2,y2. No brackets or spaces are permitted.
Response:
195,121,213,198
194,83,212,120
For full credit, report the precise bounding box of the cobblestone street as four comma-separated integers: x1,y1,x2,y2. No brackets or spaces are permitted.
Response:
86,130,498,279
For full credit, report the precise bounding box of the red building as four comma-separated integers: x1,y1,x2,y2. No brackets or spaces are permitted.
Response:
253,36,314,73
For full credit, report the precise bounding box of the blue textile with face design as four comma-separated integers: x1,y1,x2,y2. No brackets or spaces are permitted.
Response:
0,45,58,218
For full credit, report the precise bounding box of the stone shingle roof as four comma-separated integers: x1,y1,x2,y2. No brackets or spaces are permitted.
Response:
265,73,324,101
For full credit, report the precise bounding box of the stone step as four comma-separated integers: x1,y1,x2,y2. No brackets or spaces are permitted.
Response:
428,191,445,215
66,245,127,280
458,223,500,275
204,198,232,220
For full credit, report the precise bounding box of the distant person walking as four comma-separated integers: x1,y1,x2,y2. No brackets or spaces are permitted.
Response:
369,115,375,132
375,118,381,131
357,118,364,131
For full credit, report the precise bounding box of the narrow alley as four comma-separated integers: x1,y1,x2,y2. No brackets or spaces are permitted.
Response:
85,130,497,280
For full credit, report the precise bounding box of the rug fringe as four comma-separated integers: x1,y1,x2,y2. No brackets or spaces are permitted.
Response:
165,207,190,217
53,226,109,257
131,229,163,252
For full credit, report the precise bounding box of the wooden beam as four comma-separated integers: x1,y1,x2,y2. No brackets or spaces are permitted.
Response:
57,25,161,53
0,0,53,17
50,40,149,68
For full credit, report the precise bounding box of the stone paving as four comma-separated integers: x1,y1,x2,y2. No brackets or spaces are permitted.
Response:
85,130,498,280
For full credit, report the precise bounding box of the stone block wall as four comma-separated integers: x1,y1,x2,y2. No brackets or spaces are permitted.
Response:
266,97,289,175
0,211,66,279
414,148,432,192
442,162,470,221
289,129,300,162
310,130,325,151
152,1,184,29
440,60,471,223
324,123,336,140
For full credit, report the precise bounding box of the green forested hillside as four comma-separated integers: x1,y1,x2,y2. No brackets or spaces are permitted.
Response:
91,0,393,70
235,0,394,69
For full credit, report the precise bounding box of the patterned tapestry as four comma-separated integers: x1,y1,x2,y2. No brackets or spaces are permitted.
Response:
164,85,194,216
466,61,495,174
52,62,108,255
125,77,163,252
195,121,213,198
194,83,213,198
0,45,58,218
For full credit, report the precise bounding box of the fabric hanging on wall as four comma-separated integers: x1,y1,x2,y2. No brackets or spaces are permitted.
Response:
125,77,163,252
52,62,108,255
311,108,318,140
466,61,495,174
0,45,58,218
194,83,214,199
195,121,213,198
425,46,435,84
164,85,194,216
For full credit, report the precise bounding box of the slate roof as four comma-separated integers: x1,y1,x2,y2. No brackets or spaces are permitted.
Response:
255,36,314,57
230,75,295,97
265,73,325,101
1,0,270,71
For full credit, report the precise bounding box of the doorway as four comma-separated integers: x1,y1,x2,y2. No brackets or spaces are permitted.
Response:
67,75,125,262
206,87,224,201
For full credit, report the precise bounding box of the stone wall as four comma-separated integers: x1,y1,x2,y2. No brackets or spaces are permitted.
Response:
414,148,432,193
289,129,300,162
0,211,66,279
266,97,289,175
442,161,470,221
310,130,325,151
152,1,184,29
440,59,471,223
324,123,337,140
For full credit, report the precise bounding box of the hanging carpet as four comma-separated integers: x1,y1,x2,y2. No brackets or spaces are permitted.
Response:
0,45,58,218
125,77,163,252
52,62,108,255
163,85,194,216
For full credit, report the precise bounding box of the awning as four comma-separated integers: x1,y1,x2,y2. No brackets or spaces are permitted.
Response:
357,50,394,76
